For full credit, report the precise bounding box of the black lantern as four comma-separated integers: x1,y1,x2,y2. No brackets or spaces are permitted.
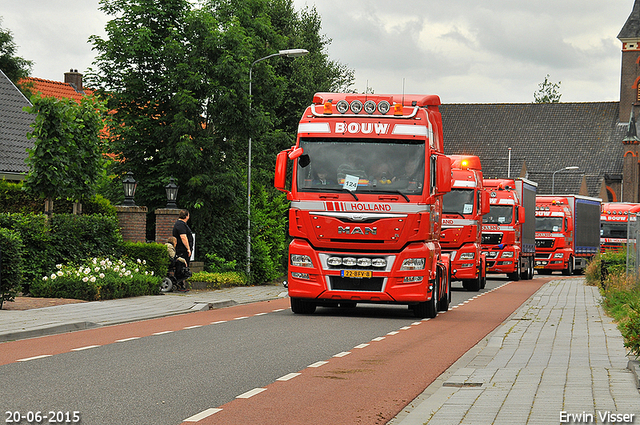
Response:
122,171,137,206
165,177,179,208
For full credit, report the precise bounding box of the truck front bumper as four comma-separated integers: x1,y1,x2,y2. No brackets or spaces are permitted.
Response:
287,239,438,304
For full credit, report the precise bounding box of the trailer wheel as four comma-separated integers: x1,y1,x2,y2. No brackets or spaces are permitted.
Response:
291,297,316,314
414,282,438,318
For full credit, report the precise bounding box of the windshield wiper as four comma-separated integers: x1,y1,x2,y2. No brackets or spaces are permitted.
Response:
309,187,359,201
443,211,465,218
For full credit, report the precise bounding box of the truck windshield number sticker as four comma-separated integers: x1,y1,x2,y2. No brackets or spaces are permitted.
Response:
341,270,372,278
343,174,359,192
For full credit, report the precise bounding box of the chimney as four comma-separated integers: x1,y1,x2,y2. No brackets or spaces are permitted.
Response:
64,69,83,92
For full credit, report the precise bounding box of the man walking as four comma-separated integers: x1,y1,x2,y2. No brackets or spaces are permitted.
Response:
172,209,193,290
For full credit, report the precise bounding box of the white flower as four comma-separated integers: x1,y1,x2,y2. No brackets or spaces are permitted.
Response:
114,266,120,272
57,271,63,276
42,276,48,281
151,271,154,276
100,260,106,266
56,264,63,269
50,274,56,280
84,268,91,274
82,277,89,282
99,273,105,279
143,260,147,265
95,267,100,272
137,259,142,263
125,270,131,276
135,268,139,273
92,258,98,264
90,277,96,283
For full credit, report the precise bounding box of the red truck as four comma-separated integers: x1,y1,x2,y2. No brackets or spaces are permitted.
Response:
275,93,452,318
600,202,640,252
535,195,601,275
441,155,490,290
481,178,537,280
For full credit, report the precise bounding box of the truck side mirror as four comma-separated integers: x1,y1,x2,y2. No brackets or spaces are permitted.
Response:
518,205,526,224
480,190,491,215
435,155,451,194
274,150,289,193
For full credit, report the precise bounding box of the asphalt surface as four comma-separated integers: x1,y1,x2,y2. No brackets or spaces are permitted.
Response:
1,278,639,425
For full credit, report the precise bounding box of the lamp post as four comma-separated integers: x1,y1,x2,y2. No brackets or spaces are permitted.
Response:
552,166,579,195
247,48,309,279
122,172,137,206
165,177,179,208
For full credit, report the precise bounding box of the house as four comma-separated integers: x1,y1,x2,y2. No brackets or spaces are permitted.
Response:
0,70,92,181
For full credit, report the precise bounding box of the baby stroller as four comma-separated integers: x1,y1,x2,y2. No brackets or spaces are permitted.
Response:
160,256,192,293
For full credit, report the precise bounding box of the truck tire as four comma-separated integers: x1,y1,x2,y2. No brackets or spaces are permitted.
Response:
437,274,450,312
508,260,521,281
290,297,316,314
562,257,574,276
414,282,437,318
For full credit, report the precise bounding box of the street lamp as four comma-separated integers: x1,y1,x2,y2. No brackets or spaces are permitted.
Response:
122,171,137,206
552,166,579,195
165,177,179,208
247,48,309,279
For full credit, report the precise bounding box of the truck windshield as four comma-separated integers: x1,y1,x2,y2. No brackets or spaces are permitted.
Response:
443,189,475,216
482,205,513,224
601,222,628,238
296,137,425,195
535,217,564,232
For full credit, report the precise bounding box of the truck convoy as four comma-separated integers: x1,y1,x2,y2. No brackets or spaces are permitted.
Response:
275,93,452,318
481,178,537,280
441,155,490,290
600,202,640,252
535,195,601,275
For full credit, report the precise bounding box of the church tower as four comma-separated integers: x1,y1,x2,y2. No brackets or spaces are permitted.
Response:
619,0,640,202
619,0,640,122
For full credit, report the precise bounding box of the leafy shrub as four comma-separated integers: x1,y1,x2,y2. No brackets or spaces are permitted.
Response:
49,214,124,264
585,250,627,288
191,271,247,289
123,241,168,279
619,303,640,358
30,257,160,301
0,228,24,308
205,252,237,273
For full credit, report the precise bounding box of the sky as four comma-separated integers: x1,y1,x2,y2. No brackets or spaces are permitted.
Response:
0,0,635,103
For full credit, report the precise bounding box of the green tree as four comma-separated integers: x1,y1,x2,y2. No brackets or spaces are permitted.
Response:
0,18,33,93
534,74,562,103
88,0,353,282
24,95,107,212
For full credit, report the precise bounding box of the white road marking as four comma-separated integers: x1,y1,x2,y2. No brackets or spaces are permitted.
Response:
183,408,222,422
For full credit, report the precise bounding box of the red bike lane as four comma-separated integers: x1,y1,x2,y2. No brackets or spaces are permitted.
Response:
182,278,553,425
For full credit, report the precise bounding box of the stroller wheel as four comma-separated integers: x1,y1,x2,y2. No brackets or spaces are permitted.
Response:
160,277,173,293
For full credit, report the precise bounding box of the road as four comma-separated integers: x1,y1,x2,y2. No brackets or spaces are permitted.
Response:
0,276,549,425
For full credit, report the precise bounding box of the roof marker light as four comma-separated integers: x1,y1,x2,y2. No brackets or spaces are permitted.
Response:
323,102,333,114
393,103,403,116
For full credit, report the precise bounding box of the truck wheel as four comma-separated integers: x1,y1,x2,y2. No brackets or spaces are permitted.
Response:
562,257,574,276
508,260,521,281
437,274,450,312
291,297,316,314
414,283,438,318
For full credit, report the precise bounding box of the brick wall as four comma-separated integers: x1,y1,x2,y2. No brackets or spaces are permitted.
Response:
115,206,148,243
155,208,180,243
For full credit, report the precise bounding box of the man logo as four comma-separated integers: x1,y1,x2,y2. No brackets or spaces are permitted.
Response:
338,226,377,235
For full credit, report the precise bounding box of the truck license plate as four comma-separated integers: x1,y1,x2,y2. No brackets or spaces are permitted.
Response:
341,270,372,278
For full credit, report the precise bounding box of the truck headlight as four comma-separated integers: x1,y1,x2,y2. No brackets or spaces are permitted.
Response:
459,252,475,260
501,252,514,258
290,255,313,267
400,258,425,270
553,253,564,259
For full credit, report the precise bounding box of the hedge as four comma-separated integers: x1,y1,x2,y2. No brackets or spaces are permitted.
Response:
0,228,24,308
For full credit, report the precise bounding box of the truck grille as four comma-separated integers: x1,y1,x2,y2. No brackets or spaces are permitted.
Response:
535,239,554,248
482,234,502,245
329,276,384,292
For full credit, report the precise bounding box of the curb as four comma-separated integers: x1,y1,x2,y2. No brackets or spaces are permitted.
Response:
0,321,100,343
629,359,640,389
0,299,237,343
